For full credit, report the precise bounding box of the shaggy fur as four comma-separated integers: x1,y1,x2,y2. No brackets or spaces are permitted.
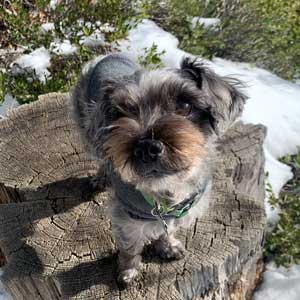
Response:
72,53,247,284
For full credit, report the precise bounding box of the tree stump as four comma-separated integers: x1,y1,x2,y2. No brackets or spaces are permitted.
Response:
0,93,266,300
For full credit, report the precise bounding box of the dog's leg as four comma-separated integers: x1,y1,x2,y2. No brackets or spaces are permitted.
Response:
112,222,145,285
154,232,185,260
90,166,111,191
118,247,142,284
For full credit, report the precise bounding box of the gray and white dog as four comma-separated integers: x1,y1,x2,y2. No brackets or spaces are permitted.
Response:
72,53,246,284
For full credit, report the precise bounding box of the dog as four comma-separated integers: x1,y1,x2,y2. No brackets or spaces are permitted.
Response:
72,53,246,285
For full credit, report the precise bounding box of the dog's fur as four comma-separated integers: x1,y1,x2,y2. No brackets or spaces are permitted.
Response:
72,53,246,284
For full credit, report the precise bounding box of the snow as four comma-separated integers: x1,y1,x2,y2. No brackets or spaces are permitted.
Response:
50,39,77,55
11,17,110,89
40,22,55,32
117,20,183,68
79,29,105,47
209,58,300,159
77,20,112,47
254,263,300,300
13,47,51,83
191,17,220,29
49,0,58,9
264,149,292,225
99,23,115,33
74,19,107,47
77,20,114,33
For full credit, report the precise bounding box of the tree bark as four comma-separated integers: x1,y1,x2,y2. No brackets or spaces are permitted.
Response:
0,93,266,300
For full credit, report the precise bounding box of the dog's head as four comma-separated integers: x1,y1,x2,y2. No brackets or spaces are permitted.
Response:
79,55,246,186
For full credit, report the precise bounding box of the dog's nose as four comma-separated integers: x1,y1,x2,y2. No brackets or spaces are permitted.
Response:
134,139,163,162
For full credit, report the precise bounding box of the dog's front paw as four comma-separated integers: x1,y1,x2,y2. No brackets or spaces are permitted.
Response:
156,240,185,260
90,172,111,191
118,268,139,285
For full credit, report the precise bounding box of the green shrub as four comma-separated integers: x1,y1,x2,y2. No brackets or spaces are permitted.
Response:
138,43,166,69
0,0,136,104
214,0,300,80
1,47,95,104
1,0,52,50
139,0,300,80
1,0,300,105
138,0,222,58
265,150,300,267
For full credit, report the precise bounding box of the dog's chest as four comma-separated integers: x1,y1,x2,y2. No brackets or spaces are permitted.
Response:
112,173,209,222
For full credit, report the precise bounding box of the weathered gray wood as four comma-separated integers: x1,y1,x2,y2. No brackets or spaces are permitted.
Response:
0,93,266,300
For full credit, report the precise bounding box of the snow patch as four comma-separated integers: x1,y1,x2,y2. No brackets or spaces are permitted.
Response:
13,47,51,83
100,23,115,33
254,263,300,300
50,39,77,55
118,19,184,68
41,22,55,33
76,19,109,47
209,58,300,159
50,0,58,9
79,29,105,47
264,149,293,224
191,17,220,29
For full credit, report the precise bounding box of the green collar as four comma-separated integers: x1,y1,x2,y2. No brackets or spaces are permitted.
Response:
141,183,207,219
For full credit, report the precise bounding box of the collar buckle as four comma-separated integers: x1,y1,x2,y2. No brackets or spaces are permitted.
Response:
151,202,169,235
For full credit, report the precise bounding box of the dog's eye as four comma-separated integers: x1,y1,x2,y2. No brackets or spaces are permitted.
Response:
176,102,192,116
110,107,125,121
111,103,139,120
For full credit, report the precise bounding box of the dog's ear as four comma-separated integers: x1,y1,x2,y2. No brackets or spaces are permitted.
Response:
180,56,247,136
72,54,141,157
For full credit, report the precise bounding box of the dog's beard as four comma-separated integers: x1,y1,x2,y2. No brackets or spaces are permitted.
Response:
103,114,207,189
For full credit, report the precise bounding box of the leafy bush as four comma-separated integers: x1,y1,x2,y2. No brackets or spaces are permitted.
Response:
0,0,136,103
1,0,134,49
140,0,300,80
1,49,94,104
265,150,300,267
1,0,300,104
138,43,166,69
214,0,300,80
138,0,222,58
1,0,52,49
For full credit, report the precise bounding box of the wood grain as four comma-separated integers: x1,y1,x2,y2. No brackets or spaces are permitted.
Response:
0,93,266,300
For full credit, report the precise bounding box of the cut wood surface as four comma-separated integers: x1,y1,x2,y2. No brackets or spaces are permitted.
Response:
0,93,266,300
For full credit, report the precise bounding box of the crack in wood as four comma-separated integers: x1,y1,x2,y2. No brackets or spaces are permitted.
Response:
0,93,267,300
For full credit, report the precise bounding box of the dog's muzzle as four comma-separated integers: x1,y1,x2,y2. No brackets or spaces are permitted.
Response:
133,138,164,163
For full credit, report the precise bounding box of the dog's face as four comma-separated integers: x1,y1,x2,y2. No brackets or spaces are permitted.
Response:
91,57,246,185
